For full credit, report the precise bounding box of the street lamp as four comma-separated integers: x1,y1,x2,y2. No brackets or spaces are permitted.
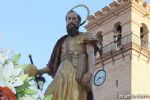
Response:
36,75,45,100
36,75,46,91
28,54,46,90
28,54,46,100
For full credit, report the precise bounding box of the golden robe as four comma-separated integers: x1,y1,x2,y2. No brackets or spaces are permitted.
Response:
45,33,96,100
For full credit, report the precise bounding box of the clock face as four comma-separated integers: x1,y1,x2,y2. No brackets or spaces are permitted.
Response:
94,69,106,86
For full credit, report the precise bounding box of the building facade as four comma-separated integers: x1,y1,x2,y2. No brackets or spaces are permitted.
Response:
85,0,150,100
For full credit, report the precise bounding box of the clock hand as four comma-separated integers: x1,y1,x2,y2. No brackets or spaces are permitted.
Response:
97,76,104,81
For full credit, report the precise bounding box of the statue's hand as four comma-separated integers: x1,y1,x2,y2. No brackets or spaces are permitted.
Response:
81,72,92,91
82,72,92,84
24,64,38,77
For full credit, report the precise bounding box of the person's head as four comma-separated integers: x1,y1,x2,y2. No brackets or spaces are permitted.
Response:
65,11,81,36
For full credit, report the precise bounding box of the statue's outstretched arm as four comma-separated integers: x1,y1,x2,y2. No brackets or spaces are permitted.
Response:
37,66,51,75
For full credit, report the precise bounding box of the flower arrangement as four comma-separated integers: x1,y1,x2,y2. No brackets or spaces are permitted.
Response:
0,49,38,100
0,49,53,100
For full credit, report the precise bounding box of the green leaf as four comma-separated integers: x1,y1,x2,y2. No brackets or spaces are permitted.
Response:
24,88,37,95
15,80,31,98
44,94,53,100
12,53,21,64
4,60,9,65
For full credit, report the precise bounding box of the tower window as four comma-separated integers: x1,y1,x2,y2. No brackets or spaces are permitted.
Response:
96,31,103,55
140,23,149,49
114,22,122,50
96,31,103,47
116,25,122,33
140,27,144,38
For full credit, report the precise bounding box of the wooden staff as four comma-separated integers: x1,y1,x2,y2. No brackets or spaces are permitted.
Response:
28,54,40,89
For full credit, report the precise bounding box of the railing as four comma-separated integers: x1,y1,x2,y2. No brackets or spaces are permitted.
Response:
101,33,150,54
132,33,150,50
102,34,131,54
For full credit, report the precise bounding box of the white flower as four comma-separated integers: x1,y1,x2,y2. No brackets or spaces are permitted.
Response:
0,51,8,65
0,49,41,99
0,49,12,64
0,61,28,94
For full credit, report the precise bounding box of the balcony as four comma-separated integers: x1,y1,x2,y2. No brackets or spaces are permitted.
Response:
100,33,150,55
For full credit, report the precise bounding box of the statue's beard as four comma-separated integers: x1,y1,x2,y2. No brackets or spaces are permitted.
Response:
66,23,79,37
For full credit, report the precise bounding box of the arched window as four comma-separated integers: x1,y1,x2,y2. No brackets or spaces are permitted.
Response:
113,22,122,50
140,23,149,49
96,31,103,57
96,31,103,48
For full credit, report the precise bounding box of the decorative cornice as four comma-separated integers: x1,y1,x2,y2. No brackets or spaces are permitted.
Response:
85,1,131,31
102,6,111,14
132,42,150,60
85,0,150,31
132,1,150,19
109,1,120,9
86,1,121,25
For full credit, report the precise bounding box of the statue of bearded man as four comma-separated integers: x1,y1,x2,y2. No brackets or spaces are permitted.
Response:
26,10,99,100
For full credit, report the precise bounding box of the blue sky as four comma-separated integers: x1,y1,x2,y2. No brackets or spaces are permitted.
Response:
0,0,150,92
0,0,113,66
0,0,113,92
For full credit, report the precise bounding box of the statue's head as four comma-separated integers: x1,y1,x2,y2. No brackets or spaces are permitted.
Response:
65,11,81,36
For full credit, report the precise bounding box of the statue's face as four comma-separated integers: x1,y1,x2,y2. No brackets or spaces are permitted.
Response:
66,12,80,36
66,12,79,28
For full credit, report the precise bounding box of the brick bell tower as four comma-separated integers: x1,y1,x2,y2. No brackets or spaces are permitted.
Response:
85,0,150,100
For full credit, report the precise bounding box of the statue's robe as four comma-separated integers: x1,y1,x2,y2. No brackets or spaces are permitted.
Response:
45,33,96,100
